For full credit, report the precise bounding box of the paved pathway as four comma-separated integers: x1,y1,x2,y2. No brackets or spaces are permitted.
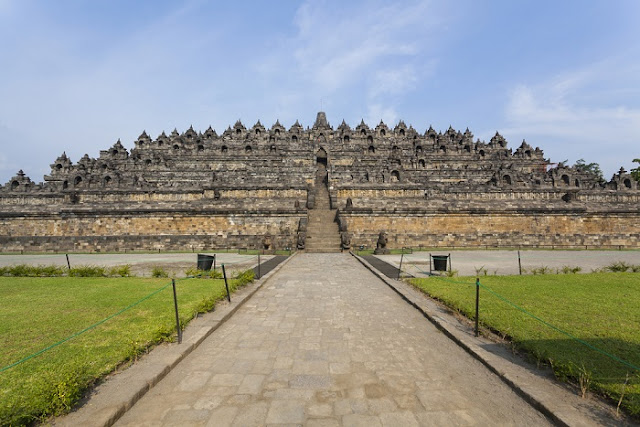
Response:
116,253,550,426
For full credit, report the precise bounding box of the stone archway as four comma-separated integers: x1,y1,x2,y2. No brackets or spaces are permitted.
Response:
316,147,328,169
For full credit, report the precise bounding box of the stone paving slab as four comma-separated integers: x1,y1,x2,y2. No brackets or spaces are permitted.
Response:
55,254,295,427
355,254,635,427
114,253,553,426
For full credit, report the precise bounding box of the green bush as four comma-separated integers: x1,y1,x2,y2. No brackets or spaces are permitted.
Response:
530,266,551,275
108,265,132,277
151,266,168,278
607,261,631,273
68,265,107,277
184,267,200,277
8,264,36,277
3,264,66,277
234,269,255,287
560,265,582,274
184,267,223,279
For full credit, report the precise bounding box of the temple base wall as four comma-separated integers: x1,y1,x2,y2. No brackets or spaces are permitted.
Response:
0,212,304,252
341,212,640,249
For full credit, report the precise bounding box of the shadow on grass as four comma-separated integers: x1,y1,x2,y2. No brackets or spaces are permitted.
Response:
481,337,640,420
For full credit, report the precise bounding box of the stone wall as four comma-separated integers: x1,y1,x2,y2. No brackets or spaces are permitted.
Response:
341,211,640,248
0,211,304,252
1,111,638,252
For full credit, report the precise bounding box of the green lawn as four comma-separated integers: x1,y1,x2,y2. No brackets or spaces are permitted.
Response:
409,273,640,417
0,273,253,425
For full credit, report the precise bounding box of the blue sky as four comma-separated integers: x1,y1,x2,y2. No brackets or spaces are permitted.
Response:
1,0,639,184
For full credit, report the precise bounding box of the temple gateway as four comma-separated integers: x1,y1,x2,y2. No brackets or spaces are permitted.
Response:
1,112,638,252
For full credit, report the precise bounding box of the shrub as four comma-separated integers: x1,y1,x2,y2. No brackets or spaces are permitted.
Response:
8,264,36,277
530,266,551,275
607,262,631,273
474,266,488,276
184,267,201,278
445,269,459,277
151,266,168,278
184,268,223,279
108,265,132,277
38,265,66,277
69,265,107,277
234,269,255,287
4,264,66,277
560,265,582,274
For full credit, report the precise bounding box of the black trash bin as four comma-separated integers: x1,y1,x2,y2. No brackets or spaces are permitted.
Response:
197,254,215,271
432,255,449,272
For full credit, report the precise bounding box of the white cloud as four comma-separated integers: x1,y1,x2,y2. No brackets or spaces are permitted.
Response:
0,0,447,183
365,104,399,127
235,0,444,130
292,0,432,93
369,66,419,98
500,60,640,178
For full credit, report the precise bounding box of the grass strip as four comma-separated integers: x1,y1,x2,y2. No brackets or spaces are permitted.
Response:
0,271,254,425
409,273,640,417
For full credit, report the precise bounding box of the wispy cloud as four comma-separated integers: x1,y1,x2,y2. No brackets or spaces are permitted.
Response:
292,0,428,92
256,0,441,125
501,59,640,177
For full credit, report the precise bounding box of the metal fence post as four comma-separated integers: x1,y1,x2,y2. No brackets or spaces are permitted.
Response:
258,254,261,279
213,254,216,272
66,254,71,270
518,250,522,275
222,264,231,302
172,279,182,344
475,278,480,337
398,251,404,280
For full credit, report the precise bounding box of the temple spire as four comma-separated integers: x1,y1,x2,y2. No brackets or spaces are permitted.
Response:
312,111,330,130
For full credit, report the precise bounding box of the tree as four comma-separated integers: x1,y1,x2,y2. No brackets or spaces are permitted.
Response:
631,158,640,183
573,159,604,183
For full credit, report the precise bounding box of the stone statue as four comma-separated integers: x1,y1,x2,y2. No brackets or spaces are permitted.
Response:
345,197,353,211
374,231,390,255
340,231,351,251
296,232,306,250
262,233,272,251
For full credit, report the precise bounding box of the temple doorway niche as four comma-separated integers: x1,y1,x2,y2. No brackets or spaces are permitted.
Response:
316,147,328,169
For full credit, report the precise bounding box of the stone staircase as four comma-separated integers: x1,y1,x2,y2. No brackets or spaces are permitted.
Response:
305,169,342,253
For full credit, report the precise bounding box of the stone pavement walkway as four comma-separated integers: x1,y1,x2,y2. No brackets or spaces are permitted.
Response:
115,253,550,426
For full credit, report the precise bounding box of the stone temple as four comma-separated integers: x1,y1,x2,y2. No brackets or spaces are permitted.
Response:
1,112,638,252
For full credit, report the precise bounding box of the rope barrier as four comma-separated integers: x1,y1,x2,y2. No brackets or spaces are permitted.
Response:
475,280,640,373
0,281,172,374
0,254,265,373
422,274,640,373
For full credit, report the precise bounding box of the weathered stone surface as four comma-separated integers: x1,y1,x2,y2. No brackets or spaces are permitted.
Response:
1,112,638,251
114,254,552,426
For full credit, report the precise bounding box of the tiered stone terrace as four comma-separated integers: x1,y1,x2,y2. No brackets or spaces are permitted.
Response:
1,112,638,252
